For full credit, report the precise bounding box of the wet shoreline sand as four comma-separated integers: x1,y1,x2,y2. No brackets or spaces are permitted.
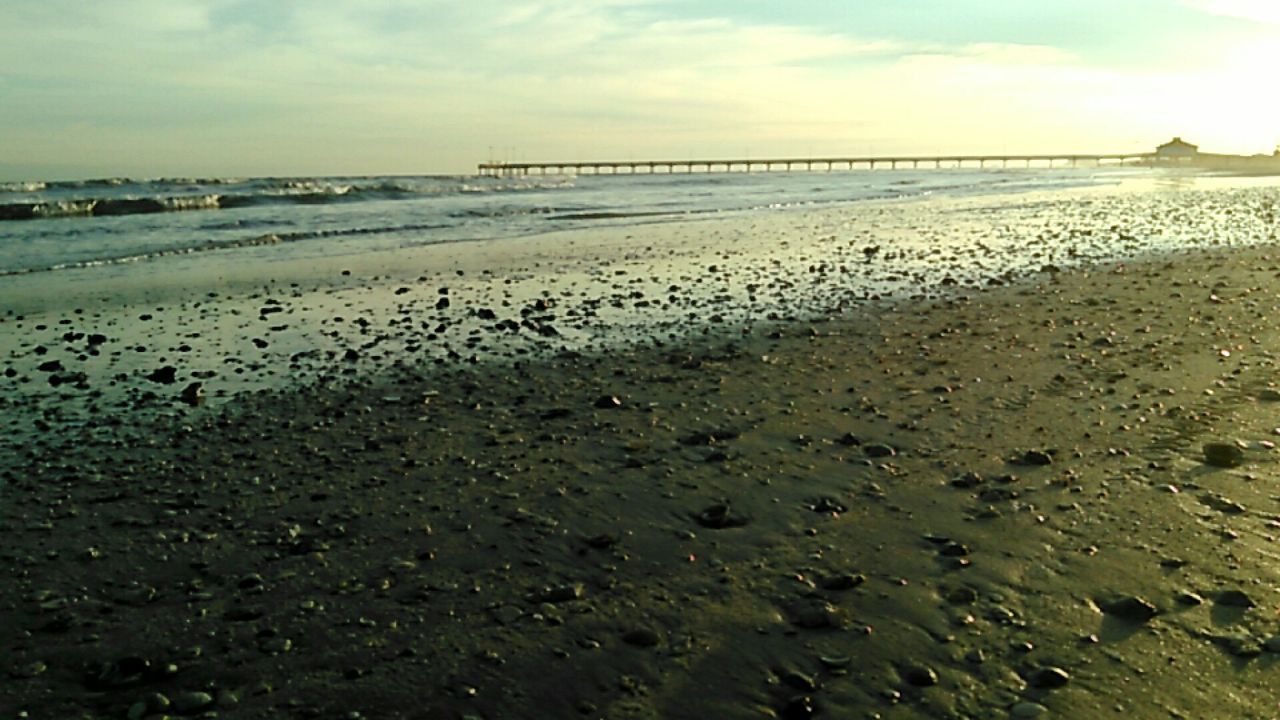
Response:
5,183,1280,719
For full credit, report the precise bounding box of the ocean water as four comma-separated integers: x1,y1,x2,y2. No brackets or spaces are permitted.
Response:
0,168,1137,276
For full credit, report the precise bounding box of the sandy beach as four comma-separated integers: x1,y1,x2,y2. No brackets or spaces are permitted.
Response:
5,179,1280,719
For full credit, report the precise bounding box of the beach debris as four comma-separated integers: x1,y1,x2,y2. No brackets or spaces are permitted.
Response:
1203,442,1244,468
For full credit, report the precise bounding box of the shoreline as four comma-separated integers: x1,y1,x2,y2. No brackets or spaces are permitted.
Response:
4,180,1280,718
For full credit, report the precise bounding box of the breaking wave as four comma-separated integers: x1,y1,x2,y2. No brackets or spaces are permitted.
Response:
0,175,577,222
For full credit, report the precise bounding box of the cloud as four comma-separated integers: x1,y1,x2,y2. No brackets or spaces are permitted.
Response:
1183,0,1280,24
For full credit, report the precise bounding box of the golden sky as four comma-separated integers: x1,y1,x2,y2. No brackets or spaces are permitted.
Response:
1,0,1277,178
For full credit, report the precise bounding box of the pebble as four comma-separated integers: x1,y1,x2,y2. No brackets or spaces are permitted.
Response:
1101,595,1158,622
789,598,841,629
863,443,895,458
945,586,979,605
1010,701,1049,718
819,573,865,591
172,690,214,714
780,670,818,691
1174,590,1204,606
780,695,818,720
1020,449,1053,465
1203,442,1244,468
621,628,660,648
526,582,584,604
1216,589,1256,608
693,503,749,529
8,661,47,679
903,664,938,687
1028,666,1070,689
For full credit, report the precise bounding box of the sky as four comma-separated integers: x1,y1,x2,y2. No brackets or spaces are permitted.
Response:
1,0,1278,180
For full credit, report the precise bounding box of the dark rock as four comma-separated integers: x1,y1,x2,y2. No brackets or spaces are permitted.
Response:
179,382,205,407
780,695,818,720
780,670,818,691
1203,442,1244,468
583,533,618,549
836,432,861,447
83,656,152,690
680,429,739,446
172,690,214,714
693,503,749,529
1028,666,1070,689
789,598,841,629
863,443,895,458
527,583,584,604
1102,595,1158,622
820,573,866,591
903,664,938,687
1020,449,1053,466
621,628,660,647
146,366,178,384
945,586,979,605
594,395,622,409
37,360,64,373
808,496,847,514
223,607,265,622
9,661,47,679
1217,589,1257,608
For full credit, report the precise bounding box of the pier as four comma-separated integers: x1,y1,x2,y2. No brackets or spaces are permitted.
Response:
478,152,1156,176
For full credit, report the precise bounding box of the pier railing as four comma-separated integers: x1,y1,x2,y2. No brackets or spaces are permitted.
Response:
478,153,1158,176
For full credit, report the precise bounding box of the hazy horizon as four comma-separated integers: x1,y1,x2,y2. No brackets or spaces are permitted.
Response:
3,0,1279,181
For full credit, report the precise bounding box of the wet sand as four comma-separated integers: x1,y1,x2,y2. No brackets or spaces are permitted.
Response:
5,182,1280,719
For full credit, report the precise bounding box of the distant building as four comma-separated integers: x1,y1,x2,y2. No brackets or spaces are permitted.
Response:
1155,137,1199,161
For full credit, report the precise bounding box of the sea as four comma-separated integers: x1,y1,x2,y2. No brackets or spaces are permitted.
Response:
0,168,1141,276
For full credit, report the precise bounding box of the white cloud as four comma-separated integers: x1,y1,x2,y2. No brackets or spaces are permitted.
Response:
1183,0,1280,24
